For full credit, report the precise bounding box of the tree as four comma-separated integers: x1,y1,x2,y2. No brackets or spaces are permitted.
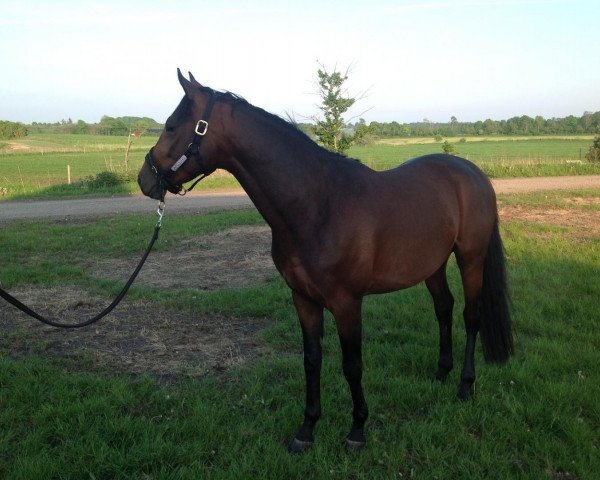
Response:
450,116,459,134
98,116,128,136
352,118,377,146
313,64,364,155
74,120,89,134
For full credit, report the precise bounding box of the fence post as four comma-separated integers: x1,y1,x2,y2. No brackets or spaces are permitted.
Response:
67,165,71,185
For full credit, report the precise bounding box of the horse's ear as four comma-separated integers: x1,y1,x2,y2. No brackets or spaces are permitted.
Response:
177,68,193,96
188,72,203,88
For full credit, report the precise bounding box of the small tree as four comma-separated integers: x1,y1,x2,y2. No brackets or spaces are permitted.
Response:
312,64,366,155
442,140,456,155
585,135,600,163
75,120,89,134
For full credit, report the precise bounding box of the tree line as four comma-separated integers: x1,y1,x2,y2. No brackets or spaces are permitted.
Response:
25,116,163,136
364,111,600,138
4,109,600,142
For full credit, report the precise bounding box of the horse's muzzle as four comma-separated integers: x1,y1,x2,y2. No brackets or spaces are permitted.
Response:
137,161,167,200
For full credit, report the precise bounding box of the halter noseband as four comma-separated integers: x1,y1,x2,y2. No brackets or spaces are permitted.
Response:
145,91,221,196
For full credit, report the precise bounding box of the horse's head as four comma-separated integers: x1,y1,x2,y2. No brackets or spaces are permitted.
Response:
138,69,222,199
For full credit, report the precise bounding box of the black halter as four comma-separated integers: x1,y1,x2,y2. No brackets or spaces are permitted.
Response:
145,91,221,197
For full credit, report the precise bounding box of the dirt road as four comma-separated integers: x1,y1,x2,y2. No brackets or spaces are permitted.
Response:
1,176,599,223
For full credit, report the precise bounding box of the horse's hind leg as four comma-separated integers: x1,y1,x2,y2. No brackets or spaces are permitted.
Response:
456,255,486,400
425,262,455,382
330,294,368,451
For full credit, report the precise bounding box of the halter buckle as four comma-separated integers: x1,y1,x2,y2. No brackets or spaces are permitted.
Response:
195,120,208,136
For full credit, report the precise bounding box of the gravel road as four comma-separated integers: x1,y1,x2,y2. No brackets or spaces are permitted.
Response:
0,190,253,224
1,176,599,224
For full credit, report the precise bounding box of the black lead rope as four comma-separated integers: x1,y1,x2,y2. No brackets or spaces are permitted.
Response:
0,202,165,329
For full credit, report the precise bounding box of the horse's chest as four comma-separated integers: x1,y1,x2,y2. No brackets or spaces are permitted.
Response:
272,244,324,301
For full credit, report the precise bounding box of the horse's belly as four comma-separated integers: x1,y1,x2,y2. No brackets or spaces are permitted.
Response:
367,258,442,294
367,229,455,294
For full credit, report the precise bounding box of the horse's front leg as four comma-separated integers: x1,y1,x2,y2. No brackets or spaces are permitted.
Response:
331,295,368,451
288,291,324,454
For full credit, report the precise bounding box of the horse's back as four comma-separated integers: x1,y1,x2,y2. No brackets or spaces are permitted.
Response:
377,154,496,215
388,154,492,191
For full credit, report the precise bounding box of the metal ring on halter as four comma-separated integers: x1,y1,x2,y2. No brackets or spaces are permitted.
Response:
156,201,165,227
195,120,209,136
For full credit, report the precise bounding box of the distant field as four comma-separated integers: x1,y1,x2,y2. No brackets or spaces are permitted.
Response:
378,135,595,146
0,133,157,153
1,134,599,199
352,137,597,174
0,134,155,197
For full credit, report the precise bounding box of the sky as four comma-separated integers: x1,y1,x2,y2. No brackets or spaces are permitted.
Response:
1,0,599,125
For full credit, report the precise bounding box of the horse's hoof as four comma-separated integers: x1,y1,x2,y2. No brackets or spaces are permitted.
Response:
345,437,366,452
345,428,366,452
457,384,474,401
288,437,313,454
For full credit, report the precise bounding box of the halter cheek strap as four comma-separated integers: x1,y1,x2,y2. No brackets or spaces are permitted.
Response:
145,91,221,195
171,92,221,173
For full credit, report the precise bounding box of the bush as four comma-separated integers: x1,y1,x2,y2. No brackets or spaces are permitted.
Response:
84,171,134,189
585,135,600,163
0,121,28,139
442,140,456,154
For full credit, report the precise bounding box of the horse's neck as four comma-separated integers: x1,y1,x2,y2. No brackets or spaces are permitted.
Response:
222,110,344,232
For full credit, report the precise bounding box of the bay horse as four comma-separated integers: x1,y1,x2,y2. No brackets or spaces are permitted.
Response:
138,70,514,453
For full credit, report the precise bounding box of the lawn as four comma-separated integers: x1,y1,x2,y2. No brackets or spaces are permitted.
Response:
0,189,598,479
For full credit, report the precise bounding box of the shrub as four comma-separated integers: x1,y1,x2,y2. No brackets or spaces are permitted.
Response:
442,140,456,154
84,171,134,189
585,135,600,163
0,121,28,139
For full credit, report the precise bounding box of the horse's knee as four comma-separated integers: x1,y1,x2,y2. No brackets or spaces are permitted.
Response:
304,351,322,373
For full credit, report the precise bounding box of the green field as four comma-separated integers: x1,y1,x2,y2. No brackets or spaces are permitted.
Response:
1,134,599,199
1,189,599,479
350,137,599,176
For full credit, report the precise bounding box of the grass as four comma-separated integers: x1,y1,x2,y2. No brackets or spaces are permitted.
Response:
1,189,599,478
1,135,599,200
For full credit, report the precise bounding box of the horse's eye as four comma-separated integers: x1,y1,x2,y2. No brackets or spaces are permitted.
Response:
165,124,175,133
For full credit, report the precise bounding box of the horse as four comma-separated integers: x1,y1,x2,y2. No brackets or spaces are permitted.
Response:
138,70,514,453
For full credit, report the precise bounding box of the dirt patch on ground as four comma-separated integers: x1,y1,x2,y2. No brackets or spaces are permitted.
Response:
2,142,31,151
94,225,274,290
0,286,271,379
0,225,276,379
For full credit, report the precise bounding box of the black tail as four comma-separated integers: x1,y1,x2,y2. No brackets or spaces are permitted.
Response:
479,219,514,363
